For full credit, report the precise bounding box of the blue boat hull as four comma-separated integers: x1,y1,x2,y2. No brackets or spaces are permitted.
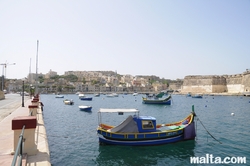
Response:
192,96,202,98
80,97,93,101
143,100,171,105
79,107,92,111
99,135,183,146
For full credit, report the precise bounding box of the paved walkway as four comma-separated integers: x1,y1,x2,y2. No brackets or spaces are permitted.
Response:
0,97,51,166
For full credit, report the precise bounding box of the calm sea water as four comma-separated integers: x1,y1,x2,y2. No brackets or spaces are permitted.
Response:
41,94,250,166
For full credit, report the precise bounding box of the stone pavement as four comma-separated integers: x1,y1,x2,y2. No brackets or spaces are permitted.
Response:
0,98,51,166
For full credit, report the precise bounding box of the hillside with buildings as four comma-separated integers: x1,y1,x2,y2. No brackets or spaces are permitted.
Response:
3,70,172,94
2,69,250,95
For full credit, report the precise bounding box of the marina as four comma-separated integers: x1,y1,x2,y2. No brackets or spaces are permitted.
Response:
1,1,249,165
41,93,250,165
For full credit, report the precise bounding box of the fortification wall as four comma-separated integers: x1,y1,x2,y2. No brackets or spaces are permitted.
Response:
181,72,250,94
225,74,244,93
182,85,213,93
169,81,183,90
182,75,213,86
242,72,250,92
226,84,244,93
212,85,227,93
225,74,242,84
182,75,227,93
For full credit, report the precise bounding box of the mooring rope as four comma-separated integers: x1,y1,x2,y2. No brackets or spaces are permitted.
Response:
197,117,222,144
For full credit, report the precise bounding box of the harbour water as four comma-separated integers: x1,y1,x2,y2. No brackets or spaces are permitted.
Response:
41,94,250,166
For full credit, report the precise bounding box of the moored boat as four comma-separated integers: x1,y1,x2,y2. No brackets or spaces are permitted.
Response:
142,95,171,105
133,92,138,96
80,96,93,101
106,93,119,97
155,92,165,98
63,99,74,105
97,107,196,146
191,94,203,98
79,105,92,111
94,93,100,97
55,95,64,98
243,92,250,97
78,93,85,99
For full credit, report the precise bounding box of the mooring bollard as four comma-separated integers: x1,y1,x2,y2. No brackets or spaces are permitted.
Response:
31,99,39,106
12,116,37,155
28,105,38,116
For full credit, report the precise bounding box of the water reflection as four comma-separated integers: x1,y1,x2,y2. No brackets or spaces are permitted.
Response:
95,140,196,166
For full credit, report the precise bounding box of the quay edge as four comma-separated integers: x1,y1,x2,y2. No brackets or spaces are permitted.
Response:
0,95,51,166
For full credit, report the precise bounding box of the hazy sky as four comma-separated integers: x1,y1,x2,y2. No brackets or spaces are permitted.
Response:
1,1,250,80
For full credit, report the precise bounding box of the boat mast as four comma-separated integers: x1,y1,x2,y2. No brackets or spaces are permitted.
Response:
29,58,31,83
35,40,39,95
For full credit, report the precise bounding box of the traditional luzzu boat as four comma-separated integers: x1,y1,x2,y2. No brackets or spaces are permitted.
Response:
97,107,196,146
142,95,171,105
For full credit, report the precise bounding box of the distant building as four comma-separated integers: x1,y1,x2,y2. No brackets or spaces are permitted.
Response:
45,69,57,79
27,73,44,84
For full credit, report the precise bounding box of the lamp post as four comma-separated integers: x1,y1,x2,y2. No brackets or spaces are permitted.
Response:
22,80,24,107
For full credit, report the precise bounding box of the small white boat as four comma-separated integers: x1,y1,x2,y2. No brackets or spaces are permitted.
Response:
133,93,138,96
64,99,74,105
55,95,64,98
79,105,92,112
94,93,100,97
78,94,85,99
107,93,119,97
243,92,250,97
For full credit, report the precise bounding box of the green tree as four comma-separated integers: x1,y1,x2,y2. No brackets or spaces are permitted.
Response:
57,86,62,92
38,76,44,83
50,75,60,80
91,80,100,85
63,74,78,82
82,77,86,84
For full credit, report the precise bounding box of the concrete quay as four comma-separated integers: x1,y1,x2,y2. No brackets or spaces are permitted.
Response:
0,95,51,166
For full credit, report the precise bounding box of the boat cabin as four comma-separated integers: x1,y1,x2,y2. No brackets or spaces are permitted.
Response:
133,115,156,132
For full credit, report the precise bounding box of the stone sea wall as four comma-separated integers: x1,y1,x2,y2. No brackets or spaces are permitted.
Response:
181,71,250,94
